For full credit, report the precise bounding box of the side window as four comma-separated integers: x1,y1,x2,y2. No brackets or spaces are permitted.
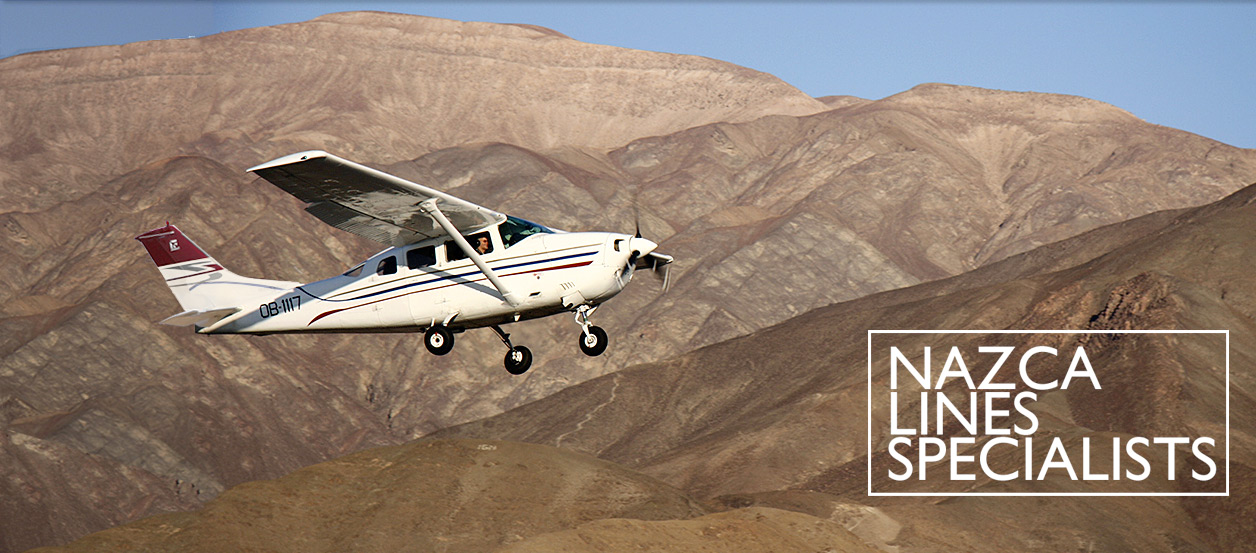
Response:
447,232,493,261
470,232,493,256
446,241,464,262
406,246,436,269
376,256,397,276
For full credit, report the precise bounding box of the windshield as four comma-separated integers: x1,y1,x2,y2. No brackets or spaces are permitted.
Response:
500,216,554,248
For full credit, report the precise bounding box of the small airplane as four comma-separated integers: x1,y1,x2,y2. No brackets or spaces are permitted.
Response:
136,151,672,374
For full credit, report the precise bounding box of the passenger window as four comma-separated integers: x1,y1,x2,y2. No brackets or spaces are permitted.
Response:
406,246,436,269
376,256,397,276
447,232,493,261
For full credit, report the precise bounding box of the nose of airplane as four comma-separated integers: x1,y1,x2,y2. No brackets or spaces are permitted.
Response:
624,235,673,292
628,236,659,261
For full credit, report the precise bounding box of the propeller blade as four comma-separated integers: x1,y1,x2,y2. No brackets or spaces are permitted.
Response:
633,251,673,292
635,250,672,270
633,186,643,239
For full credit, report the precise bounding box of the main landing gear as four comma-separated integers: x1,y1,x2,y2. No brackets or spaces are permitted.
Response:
424,325,454,356
491,325,532,375
422,304,607,376
424,324,532,375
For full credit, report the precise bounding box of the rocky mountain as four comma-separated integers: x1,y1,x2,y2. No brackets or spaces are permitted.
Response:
436,182,1256,552
3,10,1256,552
31,439,878,553
11,439,653,552
0,11,824,215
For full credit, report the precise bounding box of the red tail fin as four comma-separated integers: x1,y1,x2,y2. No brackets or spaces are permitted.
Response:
135,223,299,315
135,224,210,267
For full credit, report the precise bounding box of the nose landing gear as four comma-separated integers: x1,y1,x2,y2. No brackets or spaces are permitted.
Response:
574,305,608,357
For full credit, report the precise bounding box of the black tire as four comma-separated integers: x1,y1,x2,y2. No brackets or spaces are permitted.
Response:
424,325,454,355
504,346,532,375
578,326,609,357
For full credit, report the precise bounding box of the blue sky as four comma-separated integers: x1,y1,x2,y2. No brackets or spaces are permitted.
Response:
2,1,1254,148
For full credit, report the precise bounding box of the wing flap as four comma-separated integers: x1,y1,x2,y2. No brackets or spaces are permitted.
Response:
303,201,427,246
249,151,504,246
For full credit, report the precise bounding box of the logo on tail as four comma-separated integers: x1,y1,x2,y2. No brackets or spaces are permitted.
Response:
136,224,213,268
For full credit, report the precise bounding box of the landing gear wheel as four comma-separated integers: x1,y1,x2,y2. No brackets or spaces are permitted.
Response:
579,325,608,357
504,346,532,375
424,326,454,356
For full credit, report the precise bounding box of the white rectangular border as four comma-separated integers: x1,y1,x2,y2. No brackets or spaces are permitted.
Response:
866,329,1230,497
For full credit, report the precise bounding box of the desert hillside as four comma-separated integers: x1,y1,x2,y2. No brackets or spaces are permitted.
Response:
0,10,825,214
32,439,882,553
438,182,1256,552
3,11,1256,553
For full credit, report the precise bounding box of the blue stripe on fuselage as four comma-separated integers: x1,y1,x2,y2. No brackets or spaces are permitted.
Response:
299,251,597,303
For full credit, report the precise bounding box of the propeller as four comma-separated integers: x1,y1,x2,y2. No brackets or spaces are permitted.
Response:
627,193,673,292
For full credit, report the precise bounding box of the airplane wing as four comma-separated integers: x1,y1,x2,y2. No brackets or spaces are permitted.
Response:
248,151,506,246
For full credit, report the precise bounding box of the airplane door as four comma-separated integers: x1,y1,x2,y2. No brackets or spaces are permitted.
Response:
369,255,400,326
403,245,450,327
409,284,449,327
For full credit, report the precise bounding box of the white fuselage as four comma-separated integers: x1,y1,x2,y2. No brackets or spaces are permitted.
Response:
201,226,643,335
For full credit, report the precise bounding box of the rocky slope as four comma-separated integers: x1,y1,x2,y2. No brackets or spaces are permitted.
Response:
0,11,824,214
437,182,1256,552
30,439,877,553
3,11,1256,552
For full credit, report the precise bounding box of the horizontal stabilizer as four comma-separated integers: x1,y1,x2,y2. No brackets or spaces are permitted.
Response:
159,307,240,327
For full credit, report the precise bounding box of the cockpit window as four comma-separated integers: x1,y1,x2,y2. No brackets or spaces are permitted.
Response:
343,264,364,277
500,216,553,248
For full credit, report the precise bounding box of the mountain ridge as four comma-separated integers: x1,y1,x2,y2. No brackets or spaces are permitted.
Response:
0,10,825,214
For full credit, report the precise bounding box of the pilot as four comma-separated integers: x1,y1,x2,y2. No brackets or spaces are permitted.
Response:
475,235,491,255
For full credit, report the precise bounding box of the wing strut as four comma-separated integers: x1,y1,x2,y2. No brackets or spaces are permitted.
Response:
419,199,521,308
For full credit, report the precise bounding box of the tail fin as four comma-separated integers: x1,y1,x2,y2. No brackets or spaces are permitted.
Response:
136,224,298,322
